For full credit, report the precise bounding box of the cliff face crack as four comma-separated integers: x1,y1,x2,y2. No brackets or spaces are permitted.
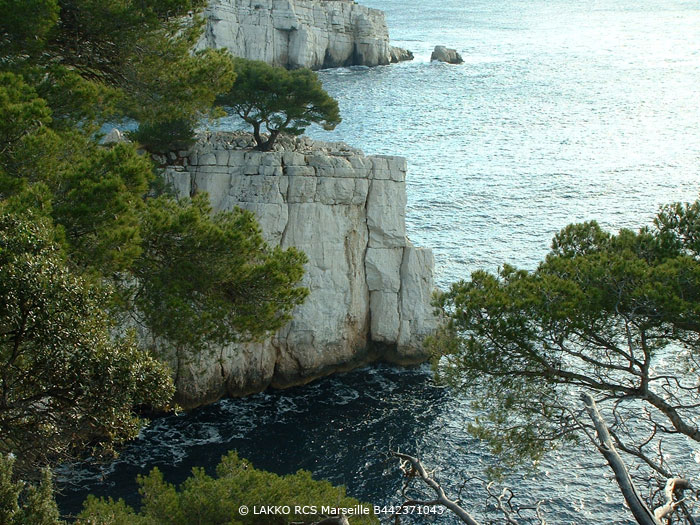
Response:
219,347,226,380
205,11,219,48
189,169,198,197
363,177,373,343
395,246,405,348
279,162,292,248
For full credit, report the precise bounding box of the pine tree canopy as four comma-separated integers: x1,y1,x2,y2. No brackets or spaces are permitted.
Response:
0,0,309,477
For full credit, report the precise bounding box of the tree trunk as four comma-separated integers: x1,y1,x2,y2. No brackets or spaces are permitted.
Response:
581,393,661,525
252,121,263,149
254,129,280,152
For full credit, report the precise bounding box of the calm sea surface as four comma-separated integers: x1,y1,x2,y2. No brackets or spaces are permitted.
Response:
58,0,700,522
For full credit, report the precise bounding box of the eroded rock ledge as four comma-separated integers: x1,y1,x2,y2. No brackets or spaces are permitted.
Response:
198,0,413,69
163,133,436,408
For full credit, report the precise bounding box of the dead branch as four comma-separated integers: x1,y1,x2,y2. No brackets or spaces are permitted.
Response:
483,483,546,525
653,478,693,522
390,450,482,525
487,484,522,525
311,516,350,525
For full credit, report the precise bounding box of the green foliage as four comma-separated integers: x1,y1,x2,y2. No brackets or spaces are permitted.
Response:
128,194,308,354
0,454,64,525
0,212,175,476
428,211,700,469
0,0,59,55
0,0,310,487
217,59,341,151
655,200,700,257
2,0,234,150
78,451,378,525
128,119,198,155
0,73,52,154
125,43,235,148
51,142,153,274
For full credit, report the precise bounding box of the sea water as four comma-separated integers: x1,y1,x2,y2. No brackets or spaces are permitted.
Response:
57,0,700,522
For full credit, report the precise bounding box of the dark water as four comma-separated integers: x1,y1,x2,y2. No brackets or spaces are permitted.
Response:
58,0,700,522
57,365,634,523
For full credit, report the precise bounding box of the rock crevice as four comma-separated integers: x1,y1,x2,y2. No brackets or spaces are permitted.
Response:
163,133,436,408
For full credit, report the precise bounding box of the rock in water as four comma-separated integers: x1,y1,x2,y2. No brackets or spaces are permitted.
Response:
198,0,413,69
162,133,437,408
431,45,464,64
390,45,414,63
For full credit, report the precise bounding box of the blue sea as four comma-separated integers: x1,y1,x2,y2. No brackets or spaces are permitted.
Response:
58,0,700,522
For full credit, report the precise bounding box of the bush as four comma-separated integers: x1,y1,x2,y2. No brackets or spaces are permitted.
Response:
78,451,378,525
129,119,197,154
0,454,64,525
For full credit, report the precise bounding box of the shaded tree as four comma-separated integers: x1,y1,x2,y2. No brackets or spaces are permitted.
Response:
1,0,235,149
0,0,310,481
125,194,308,374
217,59,341,151
0,213,174,477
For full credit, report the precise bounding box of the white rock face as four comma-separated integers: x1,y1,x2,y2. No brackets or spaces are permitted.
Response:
198,0,412,69
164,133,437,407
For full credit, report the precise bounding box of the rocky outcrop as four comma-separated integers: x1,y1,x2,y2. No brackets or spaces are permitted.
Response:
162,132,436,408
390,45,414,63
197,0,413,69
431,45,464,64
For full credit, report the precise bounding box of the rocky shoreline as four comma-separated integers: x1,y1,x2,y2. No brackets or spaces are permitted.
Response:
161,133,436,409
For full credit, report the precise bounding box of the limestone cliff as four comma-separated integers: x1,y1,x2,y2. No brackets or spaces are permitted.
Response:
197,0,412,69
162,133,436,408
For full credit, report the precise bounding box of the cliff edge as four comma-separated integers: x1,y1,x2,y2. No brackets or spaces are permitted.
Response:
197,0,412,69
162,132,436,408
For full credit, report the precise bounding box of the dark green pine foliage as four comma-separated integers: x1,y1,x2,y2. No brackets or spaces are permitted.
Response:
217,58,341,151
428,209,700,470
0,0,310,482
128,194,308,357
0,0,235,147
77,452,378,525
0,213,174,477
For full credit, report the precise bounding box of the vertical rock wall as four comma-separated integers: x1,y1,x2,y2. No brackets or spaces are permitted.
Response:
198,0,412,69
163,133,435,408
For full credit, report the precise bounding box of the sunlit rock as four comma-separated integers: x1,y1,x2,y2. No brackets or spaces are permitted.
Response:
163,132,437,407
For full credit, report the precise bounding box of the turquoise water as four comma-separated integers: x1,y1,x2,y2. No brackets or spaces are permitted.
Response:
58,0,700,522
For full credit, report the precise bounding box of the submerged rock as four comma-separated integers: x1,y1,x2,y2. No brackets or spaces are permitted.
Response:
163,133,437,408
198,0,413,69
431,45,464,64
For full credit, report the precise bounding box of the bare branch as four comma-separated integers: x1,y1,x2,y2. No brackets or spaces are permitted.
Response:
390,450,482,525
486,484,521,525
653,478,693,522
311,517,350,525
